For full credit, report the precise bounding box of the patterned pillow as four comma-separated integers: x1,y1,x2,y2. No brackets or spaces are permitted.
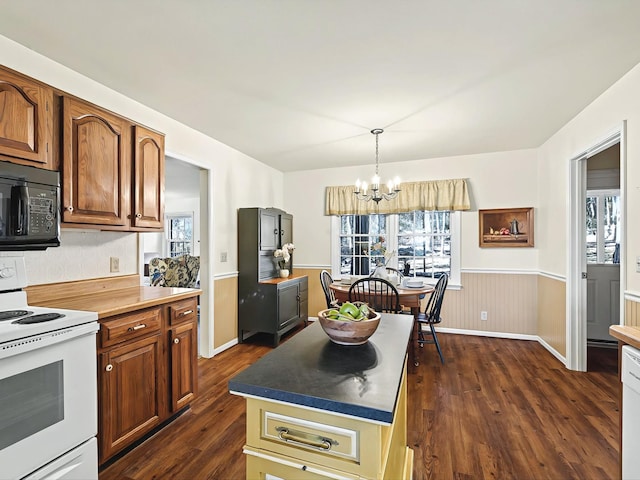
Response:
148,255,200,288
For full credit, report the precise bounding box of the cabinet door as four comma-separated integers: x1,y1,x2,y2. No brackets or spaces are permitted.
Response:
99,333,165,462
278,282,300,329
62,97,131,226
170,320,197,412
259,209,279,251
0,68,53,168
132,125,164,229
280,212,293,247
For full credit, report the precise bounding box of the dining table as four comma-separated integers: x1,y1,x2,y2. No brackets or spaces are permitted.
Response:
329,279,434,319
329,279,435,366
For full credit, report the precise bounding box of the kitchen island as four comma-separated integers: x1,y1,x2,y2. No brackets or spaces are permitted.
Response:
229,313,413,479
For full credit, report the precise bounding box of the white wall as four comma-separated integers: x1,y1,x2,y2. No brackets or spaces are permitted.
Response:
1,34,284,284
538,61,640,295
24,230,137,284
284,149,539,271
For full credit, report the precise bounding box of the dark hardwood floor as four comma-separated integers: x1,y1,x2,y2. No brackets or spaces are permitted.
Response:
100,329,619,480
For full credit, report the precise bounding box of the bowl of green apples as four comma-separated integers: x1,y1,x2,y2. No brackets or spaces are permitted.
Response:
318,301,381,345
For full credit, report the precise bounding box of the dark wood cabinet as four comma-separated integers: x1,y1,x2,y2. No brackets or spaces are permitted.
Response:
99,331,165,462
0,66,54,169
97,296,199,464
133,125,164,229
238,207,307,346
62,96,131,227
0,66,166,231
168,298,198,412
62,97,165,231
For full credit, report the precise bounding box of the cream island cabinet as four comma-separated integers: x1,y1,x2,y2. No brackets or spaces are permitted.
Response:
229,313,414,480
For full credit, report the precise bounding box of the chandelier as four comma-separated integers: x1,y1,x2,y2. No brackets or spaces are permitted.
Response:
354,129,400,203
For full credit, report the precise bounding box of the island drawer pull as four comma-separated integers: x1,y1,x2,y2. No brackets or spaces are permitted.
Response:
275,427,336,451
127,324,146,332
180,310,194,316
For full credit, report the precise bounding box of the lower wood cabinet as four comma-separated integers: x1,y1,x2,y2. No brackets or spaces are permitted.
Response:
99,332,165,462
169,314,197,411
97,296,199,464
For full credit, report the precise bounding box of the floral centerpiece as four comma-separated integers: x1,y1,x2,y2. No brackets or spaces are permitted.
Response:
370,237,395,279
370,237,394,267
274,243,295,277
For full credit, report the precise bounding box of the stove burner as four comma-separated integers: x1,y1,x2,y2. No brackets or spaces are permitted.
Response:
0,310,33,321
12,313,66,324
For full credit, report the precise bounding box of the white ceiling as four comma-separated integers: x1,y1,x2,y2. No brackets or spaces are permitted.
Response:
2,1,640,172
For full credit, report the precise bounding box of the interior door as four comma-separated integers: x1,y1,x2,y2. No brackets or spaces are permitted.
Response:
585,190,620,342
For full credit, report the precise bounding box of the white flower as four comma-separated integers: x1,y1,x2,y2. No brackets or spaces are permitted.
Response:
274,243,295,268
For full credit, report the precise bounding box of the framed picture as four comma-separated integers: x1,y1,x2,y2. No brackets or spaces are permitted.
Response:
479,207,534,247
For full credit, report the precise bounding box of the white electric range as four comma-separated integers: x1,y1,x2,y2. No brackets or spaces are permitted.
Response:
0,255,100,480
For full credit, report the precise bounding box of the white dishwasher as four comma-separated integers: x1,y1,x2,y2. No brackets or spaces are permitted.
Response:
622,345,640,479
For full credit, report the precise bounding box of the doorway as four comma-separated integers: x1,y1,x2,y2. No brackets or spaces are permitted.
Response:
139,155,214,358
567,125,626,372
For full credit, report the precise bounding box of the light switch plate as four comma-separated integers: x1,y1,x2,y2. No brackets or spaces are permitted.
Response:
636,256,640,273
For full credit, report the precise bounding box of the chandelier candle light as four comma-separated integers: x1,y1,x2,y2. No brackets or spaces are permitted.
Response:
354,128,401,203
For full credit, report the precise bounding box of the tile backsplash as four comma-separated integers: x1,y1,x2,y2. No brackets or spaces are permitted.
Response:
23,229,138,286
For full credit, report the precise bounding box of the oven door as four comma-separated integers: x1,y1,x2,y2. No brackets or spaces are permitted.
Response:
0,323,98,480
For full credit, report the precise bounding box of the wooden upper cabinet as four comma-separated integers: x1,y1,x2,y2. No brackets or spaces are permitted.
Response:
62,96,131,226
133,125,164,229
0,67,54,168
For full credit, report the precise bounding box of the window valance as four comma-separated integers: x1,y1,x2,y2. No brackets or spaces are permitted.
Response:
324,178,470,215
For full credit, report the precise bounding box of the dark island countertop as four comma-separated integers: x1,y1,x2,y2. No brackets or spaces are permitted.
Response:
228,313,413,424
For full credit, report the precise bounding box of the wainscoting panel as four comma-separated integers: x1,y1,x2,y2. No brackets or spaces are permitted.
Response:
626,298,640,326
214,275,238,349
293,267,327,318
440,272,537,335
537,275,566,356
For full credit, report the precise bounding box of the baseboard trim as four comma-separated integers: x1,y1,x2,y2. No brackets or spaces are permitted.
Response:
435,326,567,366
435,326,538,341
211,324,568,366
212,338,238,356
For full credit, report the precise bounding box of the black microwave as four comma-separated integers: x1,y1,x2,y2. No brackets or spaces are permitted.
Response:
0,162,60,250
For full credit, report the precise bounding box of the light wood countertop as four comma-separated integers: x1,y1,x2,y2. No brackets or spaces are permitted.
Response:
30,286,202,319
610,325,640,350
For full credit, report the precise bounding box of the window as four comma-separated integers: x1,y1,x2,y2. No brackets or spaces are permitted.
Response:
166,214,193,257
333,211,460,284
338,214,387,276
586,190,620,264
398,211,451,278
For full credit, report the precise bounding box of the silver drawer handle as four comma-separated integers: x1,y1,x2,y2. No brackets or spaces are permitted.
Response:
180,310,194,316
275,427,336,451
127,324,146,332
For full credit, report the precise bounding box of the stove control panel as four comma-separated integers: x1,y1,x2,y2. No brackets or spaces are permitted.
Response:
0,256,27,291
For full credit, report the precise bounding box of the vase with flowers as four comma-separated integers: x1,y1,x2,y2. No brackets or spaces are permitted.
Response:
274,243,295,278
370,237,395,280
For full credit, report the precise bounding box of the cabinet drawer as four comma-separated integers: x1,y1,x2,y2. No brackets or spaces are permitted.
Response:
262,411,358,462
244,446,360,480
100,307,162,348
169,298,198,325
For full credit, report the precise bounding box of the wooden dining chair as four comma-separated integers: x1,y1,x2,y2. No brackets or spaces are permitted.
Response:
348,278,402,313
320,270,338,308
415,273,448,365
